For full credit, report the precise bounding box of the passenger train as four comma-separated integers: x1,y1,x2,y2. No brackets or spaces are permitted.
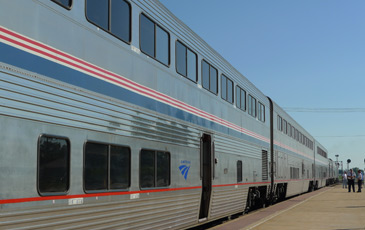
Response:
0,0,338,229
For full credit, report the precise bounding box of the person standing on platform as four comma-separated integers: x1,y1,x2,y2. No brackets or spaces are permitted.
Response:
357,170,363,192
347,169,356,192
342,171,347,189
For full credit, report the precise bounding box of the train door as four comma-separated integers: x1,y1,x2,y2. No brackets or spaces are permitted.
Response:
199,134,212,221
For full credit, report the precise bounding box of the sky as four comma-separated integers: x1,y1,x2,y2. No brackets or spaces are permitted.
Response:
159,0,365,169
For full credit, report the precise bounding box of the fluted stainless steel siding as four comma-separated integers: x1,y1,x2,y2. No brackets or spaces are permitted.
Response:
0,64,201,148
209,186,248,219
0,191,201,229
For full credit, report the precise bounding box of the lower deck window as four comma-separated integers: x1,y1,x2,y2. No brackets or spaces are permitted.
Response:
290,167,300,179
140,149,170,188
38,135,70,195
84,142,130,191
237,161,243,183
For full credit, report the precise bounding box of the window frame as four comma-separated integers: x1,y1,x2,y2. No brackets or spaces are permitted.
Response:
248,94,257,118
221,74,234,104
258,102,265,122
85,0,132,44
175,40,198,83
51,0,73,10
237,160,243,183
283,119,287,134
83,141,131,193
277,115,282,131
37,134,71,196
236,85,246,111
288,123,292,137
140,149,171,189
139,13,170,67
201,59,218,95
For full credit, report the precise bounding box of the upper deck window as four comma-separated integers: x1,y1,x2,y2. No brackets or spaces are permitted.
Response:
52,0,72,9
236,86,246,111
176,41,197,82
283,119,287,134
258,102,265,122
221,74,233,104
38,135,70,195
140,14,170,66
277,115,282,131
248,95,256,117
202,60,218,94
86,0,131,43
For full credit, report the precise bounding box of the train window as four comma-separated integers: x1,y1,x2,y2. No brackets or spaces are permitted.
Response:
236,86,246,111
290,167,299,179
283,120,287,134
140,150,170,188
84,142,130,191
293,128,296,140
176,41,197,82
140,14,170,66
295,129,299,141
84,143,108,190
157,151,170,187
258,102,265,122
248,95,257,117
202,60,218,94
140,14,155,57
288,123,292,136
156,27,169,65
86,0,131,43
237,161,242,183
110,145,131,189
38,135,70,195
51,0,72,9
110,0,131,42
221,74,233,104
277,115,282,131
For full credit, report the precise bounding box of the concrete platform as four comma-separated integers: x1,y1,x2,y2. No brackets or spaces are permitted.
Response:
212,185,365,230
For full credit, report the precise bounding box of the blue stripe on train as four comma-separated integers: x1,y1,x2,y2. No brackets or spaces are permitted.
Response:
0,42,269,147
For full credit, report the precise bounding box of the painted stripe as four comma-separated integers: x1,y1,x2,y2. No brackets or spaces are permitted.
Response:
0,180,283,204
0,186,202,204
0,177,333,204
275,179,313,182
213,181,271,188
0,26,268,143
0,25,315,161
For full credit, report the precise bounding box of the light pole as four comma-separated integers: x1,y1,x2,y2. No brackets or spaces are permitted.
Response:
347,159,351,171
340,161,343,173
335,154,339,175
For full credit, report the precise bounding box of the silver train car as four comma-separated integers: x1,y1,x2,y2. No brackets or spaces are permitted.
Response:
0,0,337,229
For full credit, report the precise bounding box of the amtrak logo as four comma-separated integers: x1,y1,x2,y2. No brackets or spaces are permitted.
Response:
179,160,191,180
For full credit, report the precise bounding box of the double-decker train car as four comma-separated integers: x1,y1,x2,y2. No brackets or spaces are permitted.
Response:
273,102,317,199
315,142,330,189
0,0,336,229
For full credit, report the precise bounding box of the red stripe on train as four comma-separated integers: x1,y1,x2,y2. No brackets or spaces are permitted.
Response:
0,186,202,204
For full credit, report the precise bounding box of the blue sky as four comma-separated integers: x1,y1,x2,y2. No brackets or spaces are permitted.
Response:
159,0,365,169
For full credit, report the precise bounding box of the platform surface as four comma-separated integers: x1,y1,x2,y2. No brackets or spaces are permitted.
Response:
212,184,365,230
